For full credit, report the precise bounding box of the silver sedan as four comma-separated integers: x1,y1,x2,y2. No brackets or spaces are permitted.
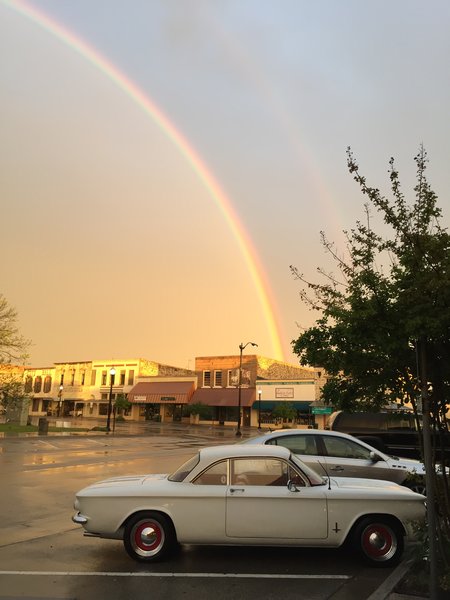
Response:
243,429,426,494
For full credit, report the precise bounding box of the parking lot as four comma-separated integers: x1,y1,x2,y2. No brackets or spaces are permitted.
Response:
0,423,402,599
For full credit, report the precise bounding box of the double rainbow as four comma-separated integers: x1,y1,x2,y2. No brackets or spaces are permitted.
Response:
3,0,284,360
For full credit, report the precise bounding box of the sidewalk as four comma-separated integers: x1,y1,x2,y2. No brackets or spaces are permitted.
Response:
18,415,262,439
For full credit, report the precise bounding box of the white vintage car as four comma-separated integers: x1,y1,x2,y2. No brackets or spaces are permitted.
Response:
72,444,425,567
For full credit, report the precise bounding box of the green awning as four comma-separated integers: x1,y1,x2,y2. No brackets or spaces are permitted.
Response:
252,401,312,411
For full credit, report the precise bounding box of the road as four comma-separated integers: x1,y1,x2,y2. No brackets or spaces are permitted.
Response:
0,423,397,599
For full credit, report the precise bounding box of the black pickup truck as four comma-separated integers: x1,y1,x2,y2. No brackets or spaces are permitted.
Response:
326,410,450,461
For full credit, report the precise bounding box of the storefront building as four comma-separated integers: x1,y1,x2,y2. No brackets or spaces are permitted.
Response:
127,379,196,422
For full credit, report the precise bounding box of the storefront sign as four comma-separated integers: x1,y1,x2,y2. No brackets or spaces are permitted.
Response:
133,395,147,402
275,388,294,399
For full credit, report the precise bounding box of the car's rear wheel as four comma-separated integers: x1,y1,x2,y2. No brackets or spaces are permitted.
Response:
352,517,404,567
123,512,176,562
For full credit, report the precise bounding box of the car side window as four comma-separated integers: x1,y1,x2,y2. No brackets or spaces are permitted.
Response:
267,435,318,455
192,460,227,485
323,436,372,460
231,458,304,486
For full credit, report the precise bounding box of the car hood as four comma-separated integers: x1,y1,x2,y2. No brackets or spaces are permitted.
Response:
78,473,168,492
330,476,419,494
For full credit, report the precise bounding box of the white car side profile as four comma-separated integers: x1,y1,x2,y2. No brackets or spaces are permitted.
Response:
73,445,425,567
243,429,428,493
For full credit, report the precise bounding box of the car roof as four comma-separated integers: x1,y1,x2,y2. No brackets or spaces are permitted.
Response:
198,444,291,461
247,428,354,441
244,428,388,452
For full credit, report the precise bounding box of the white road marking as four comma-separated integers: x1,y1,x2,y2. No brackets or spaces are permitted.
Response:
0,571,350,579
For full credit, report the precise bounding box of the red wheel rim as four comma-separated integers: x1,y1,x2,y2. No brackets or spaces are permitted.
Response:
132,519,164,555
361,523,396,561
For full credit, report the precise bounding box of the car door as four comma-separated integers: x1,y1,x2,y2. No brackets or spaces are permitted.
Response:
320,434,393,481
225,457,328,540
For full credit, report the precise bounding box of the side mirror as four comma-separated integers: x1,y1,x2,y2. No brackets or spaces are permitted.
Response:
369,451,382,463
287,480,301,492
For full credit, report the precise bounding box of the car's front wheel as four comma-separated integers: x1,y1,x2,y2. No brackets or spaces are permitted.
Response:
123,512,176,562
352,517,404,567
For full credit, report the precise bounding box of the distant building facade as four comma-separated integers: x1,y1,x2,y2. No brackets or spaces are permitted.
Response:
22,358,194,421
11,354,326,429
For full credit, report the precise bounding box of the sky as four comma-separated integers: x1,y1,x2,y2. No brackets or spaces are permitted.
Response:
1,0,450,369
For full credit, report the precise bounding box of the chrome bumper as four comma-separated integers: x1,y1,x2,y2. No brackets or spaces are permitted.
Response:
72,512,88,525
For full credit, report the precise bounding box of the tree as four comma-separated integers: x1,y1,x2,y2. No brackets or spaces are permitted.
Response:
272,402,296,423
0,367,25,412
0,294,30,364
291,147,449,593
114,393,131,420
184,402,212,420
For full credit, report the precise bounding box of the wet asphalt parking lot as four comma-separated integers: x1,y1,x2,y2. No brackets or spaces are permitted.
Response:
0,421,398,599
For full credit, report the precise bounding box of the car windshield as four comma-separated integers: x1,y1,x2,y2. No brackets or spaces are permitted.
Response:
168,453,200,482
290,453,326,486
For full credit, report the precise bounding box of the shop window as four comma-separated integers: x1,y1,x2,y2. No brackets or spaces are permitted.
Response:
33,376,42,393
98,403,108,415
24,376,33,393
32,398,40,412
203,371,211,387
214,371,222,387
227,370,239,387
43,376,52,393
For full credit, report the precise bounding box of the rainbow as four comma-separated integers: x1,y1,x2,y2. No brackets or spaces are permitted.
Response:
3,0,285,360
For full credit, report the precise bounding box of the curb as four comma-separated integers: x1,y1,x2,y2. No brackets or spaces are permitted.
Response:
367,557,429,600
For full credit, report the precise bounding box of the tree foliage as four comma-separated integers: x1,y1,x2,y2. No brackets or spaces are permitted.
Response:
0,294,30,364
272,401,297,422
183,402,212,419
0,367,25,411
291,146,450,590
291,147,450,419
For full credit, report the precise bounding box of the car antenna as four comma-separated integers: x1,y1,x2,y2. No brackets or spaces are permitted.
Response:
318,460,331,490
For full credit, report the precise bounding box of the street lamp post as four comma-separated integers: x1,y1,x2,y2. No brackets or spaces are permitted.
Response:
236,341,258,437
106,367,116,433
258,388,262,430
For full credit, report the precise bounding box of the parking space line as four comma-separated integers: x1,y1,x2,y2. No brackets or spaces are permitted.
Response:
0,571,350,579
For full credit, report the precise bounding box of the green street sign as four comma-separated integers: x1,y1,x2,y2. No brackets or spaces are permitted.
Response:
311,406,332,415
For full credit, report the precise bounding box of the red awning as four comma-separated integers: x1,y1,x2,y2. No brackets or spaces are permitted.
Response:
128,381,195,404
191,388,255,407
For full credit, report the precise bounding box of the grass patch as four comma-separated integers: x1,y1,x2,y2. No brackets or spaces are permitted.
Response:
0,423,91,433
0,423,38,433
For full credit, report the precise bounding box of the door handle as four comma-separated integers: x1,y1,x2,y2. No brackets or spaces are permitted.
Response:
330,466,344,472
229,488,245,493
